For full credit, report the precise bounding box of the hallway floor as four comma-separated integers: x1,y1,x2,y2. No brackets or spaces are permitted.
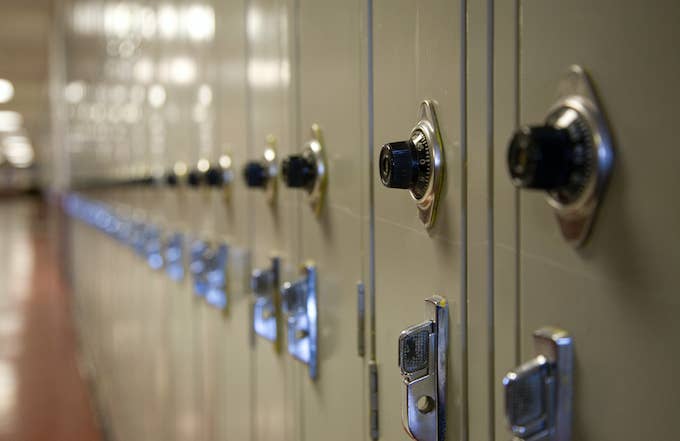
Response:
0,197,102,441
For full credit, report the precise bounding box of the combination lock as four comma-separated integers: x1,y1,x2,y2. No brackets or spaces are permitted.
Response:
379,100,444,229
243,136,278,203
281,124,327,216
399,296,448,441
165,161,189,187
186,157,234,190
503,327,573,441
506,65,614,247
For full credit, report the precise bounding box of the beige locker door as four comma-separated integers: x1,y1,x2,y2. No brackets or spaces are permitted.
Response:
246,0,300,440
494,1,680,440
209,0,254,440
295,0,368,440
373,1,466,440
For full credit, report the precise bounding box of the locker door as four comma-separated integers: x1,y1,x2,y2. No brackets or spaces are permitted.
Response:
295,0,368,440
210,0,253,440
372,1,466,440
494,1,680,440
246,0,300,440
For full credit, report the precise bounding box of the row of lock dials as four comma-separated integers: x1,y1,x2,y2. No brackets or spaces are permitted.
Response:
70,64,609,441
108,66,613,248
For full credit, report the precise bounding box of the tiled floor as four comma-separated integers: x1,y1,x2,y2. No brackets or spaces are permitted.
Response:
0,197,102,441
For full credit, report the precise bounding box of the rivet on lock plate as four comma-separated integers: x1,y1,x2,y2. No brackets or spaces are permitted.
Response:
251,256,281,347
503,327,573,441
281,262,318,380
399,296,448,441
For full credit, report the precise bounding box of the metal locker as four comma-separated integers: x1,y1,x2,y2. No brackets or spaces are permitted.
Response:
293,0,368,439
372,1,466,440
493,1,680,440
246,0,301,440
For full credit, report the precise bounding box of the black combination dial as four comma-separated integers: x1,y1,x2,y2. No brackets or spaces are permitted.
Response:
165,169,179,187
379,130,432,200
204,164,225,187
243,161,269,188
507,107,593,204
281,154,316,190
187,169,204,188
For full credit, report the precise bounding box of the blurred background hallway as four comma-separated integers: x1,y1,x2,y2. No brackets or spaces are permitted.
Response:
0,196,101,441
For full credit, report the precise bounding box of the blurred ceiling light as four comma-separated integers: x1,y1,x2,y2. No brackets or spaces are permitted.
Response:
0,111,22,132
158,5,179,39
0,79,14,103
170,57,196,84
246,7,263,40
184,5,215,41
247,59,280,88
140,7,157,39
148,84,166,108
134,58,154,83
198,84,212,105
3,136,34,168
64,81,85,104
104,3,132,38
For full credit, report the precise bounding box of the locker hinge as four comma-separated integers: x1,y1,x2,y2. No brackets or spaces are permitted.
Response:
369,360,379,440
357,281,365,357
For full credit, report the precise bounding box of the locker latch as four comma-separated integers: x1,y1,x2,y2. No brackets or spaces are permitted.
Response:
281,263,318,379
378,100,445,229
506,65,614,247
164,232,185,282
143,223,164,270
281,124,327,216
189,238,210,296
204,242,229,310
503,327,573,441
399,296,448,441
251,256,281,346
243,135,278,203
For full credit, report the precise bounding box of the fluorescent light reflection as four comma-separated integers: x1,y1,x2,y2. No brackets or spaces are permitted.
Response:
0,79,14,104
3,135,34,168
0,112,22,133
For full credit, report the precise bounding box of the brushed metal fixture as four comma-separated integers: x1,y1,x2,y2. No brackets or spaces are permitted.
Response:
399,296,448,441
507,65,614,247
503,327,573,441
281,262,318,379
379,100,444,229
251,256,281,346
204,242,229,309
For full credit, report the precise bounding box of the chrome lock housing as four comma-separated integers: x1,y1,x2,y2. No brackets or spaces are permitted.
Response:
204,242,229,310
503,327,573,441
281,124,327,216
143,223,164,270
506,65,614,247
164,231,186,282
251,256,281,345
281,263,318,379
379,100,445,229
399,296,448,441
189,238,210,297
243,135,278,203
